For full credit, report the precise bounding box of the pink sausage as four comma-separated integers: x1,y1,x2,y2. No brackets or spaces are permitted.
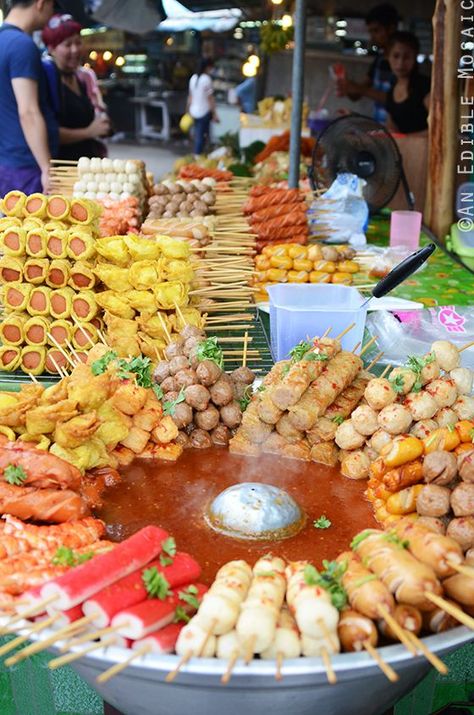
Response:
41,526,169,610
82,552,201,628
51,293,66,315
4,232,20,251
111,583,208,640
6,287,23,308
132,623,184,654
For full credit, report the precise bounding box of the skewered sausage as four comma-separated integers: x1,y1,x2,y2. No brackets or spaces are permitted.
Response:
174,368,198,389
431,340,460,371
195,360,222,386
336,550,395,619
450,483,474,517
416,484,451,517
435,408,458,428
404,392,438,421
446,517,474,551
423,451,457,486
443,555,474,607
209,376,234,407
352,529,442,610
378,604,422,639
378,404,412,435
423,601,459,633
393,518,463,578
0,482,87,523
211,424,231,446
450,367,473,395
335,421,366,450
171,402,193,430
416,516,446,534
231,366,255,384
410,419,437,439
189,428,212,449
364,378,397,411
169,355,189,376
338,609,377,652
425,378,457,408
195,405,220,431
351,405,379,436
453,396,474,420
153,361,170,384
164,338,185,360
184,384,211,411
458,449,474,483
220,402,242,429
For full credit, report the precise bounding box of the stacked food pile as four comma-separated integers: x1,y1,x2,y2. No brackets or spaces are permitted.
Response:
93,234,200,358
0,345,183,476
141,217,214,249
153,325,255,449
334,340,474,480
229,335,368,463
253,243,360,302
243,187,308,252
98,197,141,238
147,179,216,220
0,514,113,602
0,191,102,374
178,165,233,183
253,131,314,165
72,157,147,207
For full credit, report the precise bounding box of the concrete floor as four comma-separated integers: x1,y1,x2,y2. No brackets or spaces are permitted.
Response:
106,140,190,182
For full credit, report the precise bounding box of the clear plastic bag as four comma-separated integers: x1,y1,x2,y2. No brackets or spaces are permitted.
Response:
366,308,474,368
308,173,368,247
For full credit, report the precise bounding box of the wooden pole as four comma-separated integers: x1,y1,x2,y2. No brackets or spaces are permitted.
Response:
425,0,460,238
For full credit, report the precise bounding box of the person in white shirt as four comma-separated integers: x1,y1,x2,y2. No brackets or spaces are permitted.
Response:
187,58,219,155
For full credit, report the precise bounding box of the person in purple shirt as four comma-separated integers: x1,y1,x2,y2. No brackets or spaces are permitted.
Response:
0,0,58,196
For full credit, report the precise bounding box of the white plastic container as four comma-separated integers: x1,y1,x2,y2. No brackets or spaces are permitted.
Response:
267,284,367,360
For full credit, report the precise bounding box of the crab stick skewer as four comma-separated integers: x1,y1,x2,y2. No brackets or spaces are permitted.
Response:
132,623,184,655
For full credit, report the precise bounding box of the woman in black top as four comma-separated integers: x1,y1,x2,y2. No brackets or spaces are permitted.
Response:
42,14,110,160
385,31,431,134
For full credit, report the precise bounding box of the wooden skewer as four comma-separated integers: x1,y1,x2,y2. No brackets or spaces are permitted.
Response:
459,340,474,353
359,335,377,358
5,614,97,666
0,614,59,658
362,640,398,682
404,631,448,674
352,342,361,354
244,635,256,664
97,643,152,684
47,332,77,368
174,301,186,327
221,651,239,685
424,592,474,630
27,372,39,384
366,351,384,372
317,619,339,652
381,364,392,378
335,323,355,341
321,327,332,338
165,651,192,683
321,647,337,684
64,339,82,364
96,329,109,347
0,595,58,632
71,321,95,349
157,312,171,343
242,331,249,368
49,636,118,670
377,605,417,655
198,619,217,657
275,651,284,681
49,354,68,378
62,623,125,651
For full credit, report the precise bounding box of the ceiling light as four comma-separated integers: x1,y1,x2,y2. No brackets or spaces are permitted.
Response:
115,56,125,67
103,50,113,61
242,61,257,77
89,50,98,61
248,54,260,67
281,14,292,29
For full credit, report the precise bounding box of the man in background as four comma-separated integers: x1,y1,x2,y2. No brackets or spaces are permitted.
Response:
235,76,257,114
0,0,58,195
337,3,399,124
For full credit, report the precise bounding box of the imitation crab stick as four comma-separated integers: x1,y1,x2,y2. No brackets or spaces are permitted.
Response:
132,623,184,654
41,526,169,610
82,552,201,628
111,583,208,640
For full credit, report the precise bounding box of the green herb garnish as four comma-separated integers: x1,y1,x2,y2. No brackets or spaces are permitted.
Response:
91,350,117,376
313,515,332,529
196,337,224,369
4,464,27,486
257,384,266,393
389,374,405,394
332,415,344,426
178,584,200,610
303,564,320,586
353,574,378,588
303,561,347,610
153,384,164,400
281,363,291,376
254,570,277,578
382,530,409,549
159,537,177,567
173,606,191,624
350,530,373,550
406,353,435,392
304,352,328,362
289,340,312,362
447,424,455,433
239,385,253,412
116,356,153,387
51,546,94,567
163,387,186,416
142,567,172,600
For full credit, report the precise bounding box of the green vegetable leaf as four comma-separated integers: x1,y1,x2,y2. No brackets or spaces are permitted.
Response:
116,356,153,387
161,537,176,558
142,567,172,600
256,384,266,393
304,352,328,362
332,415,344,426
281,363,291,376
4,464,27,486
382,530,409,549
173,605,191,624
254,570,277,578
153,384,164,400
51,546,94,567
163,387,186,416
350,529,374,550
447,423,455,433
303,560,347,610
178,585,201,610
289,340,312,363
303,564,320,586
313,515,332,529
196,337,224,369
91,350,117,376
389,374,405,394
239,385,253,412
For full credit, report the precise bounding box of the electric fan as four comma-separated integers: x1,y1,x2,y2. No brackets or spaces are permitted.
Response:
308,114,415,211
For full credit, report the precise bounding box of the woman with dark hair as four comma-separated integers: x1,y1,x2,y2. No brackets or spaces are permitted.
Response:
385,31,431,134
41,13,110,160
187,57,219,156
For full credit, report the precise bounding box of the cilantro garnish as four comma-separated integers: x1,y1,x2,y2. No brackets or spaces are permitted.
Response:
303,561,347,610
389,374,405,394
142,567,172,599
239,385,253,412
196,337,224,369
4,464,27,486
447,424,455,433
289,340,312,362
178,584,200,610
159,537,176,567
91,350,117,376
152,384,164,400
51,546,94,567
304,352,328,362
406,353,436,392
382,530,409,549
173,606,191,624
163,386,186,416
313,515,332,529
350,530,373,550
332,415,344,426
116,356,153,387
